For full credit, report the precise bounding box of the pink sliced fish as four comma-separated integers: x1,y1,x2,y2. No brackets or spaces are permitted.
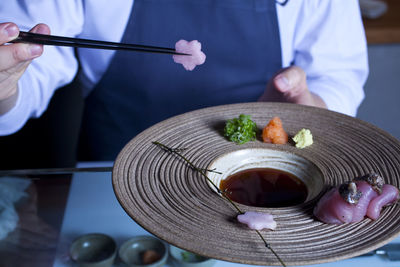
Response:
173,40,206,71
350,181,379,222
367,184,399,220
313,187,355,224
237,211,277,230
314,173,399,224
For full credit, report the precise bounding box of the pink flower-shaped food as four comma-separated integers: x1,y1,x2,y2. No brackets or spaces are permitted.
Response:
237,211,277,231
173,40,206,71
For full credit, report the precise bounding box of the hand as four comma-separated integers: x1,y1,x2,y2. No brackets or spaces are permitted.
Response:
258,66,327,109
0,23,50,102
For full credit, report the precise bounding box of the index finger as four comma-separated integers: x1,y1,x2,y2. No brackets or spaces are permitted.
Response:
0,22,19,45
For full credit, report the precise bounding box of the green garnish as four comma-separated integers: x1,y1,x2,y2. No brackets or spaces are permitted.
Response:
224,114,257,144
181,251,203,262
181,251,190,261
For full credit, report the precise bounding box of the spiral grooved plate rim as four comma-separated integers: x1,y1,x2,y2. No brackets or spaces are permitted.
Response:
112,102,400,266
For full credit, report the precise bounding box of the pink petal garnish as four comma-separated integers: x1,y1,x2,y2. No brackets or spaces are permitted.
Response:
173,40,206,71
237,211,277,231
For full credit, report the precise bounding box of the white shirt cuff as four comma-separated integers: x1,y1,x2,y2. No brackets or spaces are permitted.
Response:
308,79,365,117
0,79,35,136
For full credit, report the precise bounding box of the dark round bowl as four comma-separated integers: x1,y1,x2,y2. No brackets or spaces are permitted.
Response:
118,235,168,267
70,233,117,267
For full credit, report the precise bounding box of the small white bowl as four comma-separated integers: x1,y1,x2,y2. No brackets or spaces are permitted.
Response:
206,148,324,205
118,236,168,267
169,245,216,267
69,233,117,267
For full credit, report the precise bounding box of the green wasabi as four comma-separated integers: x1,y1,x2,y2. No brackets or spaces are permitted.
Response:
293,128,313,148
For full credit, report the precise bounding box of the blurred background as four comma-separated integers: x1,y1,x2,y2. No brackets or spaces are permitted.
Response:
0,0,399,170
357,0,400,142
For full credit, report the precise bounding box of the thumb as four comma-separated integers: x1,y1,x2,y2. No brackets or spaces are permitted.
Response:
272,66,326,108
273,66,307,95
259,66,326,108
272,66,314,105
258,66,308,103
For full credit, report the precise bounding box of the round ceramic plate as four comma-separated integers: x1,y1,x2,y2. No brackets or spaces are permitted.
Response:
112,102,400,266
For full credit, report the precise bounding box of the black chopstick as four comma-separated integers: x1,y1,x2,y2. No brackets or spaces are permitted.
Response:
9,31,189,56
0,167,113,176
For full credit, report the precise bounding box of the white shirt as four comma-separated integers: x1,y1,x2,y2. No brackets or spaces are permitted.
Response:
0,0,368,135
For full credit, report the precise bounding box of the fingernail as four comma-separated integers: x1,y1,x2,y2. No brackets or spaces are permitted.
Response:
29,45,42,57
32,24,48,34
4,24,18,38
274,75,290,92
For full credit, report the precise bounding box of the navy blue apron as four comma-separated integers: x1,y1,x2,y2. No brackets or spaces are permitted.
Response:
79,0,282,161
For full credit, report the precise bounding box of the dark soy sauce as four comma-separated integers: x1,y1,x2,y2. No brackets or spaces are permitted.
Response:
219,168,308,207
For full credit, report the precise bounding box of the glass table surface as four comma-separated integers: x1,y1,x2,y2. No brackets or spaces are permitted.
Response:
0,163,399,267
